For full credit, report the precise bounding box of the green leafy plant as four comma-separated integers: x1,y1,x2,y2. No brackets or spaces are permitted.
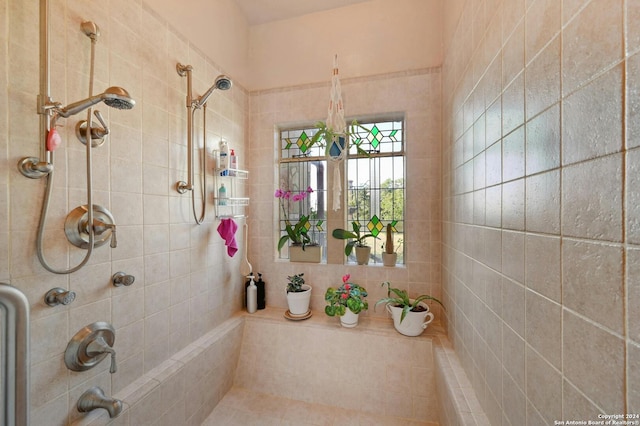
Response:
309,120,370,157
331,221,379,256
286,273,306,293
374,281,444,323
325,274,368,316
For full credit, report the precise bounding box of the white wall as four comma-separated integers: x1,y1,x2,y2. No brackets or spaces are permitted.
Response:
146,0,443,91
249,0,443,90
145,0,251,86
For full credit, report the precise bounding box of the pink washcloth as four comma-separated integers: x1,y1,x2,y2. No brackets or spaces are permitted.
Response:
217,218,238,257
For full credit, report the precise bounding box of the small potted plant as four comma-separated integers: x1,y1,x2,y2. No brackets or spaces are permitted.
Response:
324,274,368,328
382,223,397,267
285,273,312,317
375,281,444,336
276,187,321,263
332,221,379,265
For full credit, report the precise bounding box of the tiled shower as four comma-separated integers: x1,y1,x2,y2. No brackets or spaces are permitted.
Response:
1,0,638,424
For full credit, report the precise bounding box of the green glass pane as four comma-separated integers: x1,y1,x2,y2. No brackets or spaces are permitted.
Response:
389,129,398,141
285,138,293,149
315,219,324,232
390,220,398,233
297,131,310,153
367,215,383,237
367,125,383,148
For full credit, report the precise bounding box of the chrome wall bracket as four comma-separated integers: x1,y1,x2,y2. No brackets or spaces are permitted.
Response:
17,156,52,179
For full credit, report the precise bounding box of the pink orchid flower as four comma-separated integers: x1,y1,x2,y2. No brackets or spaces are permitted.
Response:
342,274,350,283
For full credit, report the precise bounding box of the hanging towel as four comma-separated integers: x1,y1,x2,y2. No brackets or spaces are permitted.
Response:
217,218,238,257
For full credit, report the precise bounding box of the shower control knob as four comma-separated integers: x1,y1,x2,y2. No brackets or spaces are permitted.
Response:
45,287,76,307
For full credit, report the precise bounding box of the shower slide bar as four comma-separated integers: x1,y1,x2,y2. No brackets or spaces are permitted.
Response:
0,283,30,426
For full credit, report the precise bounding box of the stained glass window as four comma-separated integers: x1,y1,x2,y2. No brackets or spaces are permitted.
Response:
278,118,405,264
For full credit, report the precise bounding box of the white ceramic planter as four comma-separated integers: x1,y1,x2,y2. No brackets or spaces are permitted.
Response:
286,284,312,315
339,308,359,328
355,246,371,265
289,245,321,263
386,301,434,336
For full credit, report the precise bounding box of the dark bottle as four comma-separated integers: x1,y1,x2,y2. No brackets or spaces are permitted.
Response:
257,273,266,309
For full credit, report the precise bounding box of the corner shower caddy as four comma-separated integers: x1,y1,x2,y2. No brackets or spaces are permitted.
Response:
212,155,249,219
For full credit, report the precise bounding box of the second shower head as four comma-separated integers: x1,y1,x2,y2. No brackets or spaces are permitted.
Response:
195,75,233,107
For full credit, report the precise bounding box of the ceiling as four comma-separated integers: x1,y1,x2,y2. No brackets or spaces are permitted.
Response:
232,0,372,25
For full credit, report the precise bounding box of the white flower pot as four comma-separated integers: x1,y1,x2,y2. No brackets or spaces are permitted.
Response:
386,301,434,336
286,284,312,315
339,307,359,328
355,246,371,265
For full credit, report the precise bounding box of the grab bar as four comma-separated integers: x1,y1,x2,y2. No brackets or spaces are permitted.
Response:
0,283,30,426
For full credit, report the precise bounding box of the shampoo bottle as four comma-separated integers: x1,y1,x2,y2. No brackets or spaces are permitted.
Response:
246,275,257,314
219,140,229,173
230,149,237,170
257,273,266,309
218,183,227,205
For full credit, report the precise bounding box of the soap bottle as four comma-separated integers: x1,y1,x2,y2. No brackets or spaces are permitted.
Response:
256,273,266,309
218,183,227,205
219,140,229,174
230,149,237,171
246,274,257,314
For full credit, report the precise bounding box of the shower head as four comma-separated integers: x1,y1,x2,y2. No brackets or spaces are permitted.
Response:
56,86,135,118
81,21,100,41
195,75,232,107
102,86,136,110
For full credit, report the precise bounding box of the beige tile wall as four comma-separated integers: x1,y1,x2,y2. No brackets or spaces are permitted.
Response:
3,0,247,424
442,0,639,423
236,310,439,424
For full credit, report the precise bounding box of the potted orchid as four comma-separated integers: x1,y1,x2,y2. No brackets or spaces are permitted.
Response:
276,187,322,263
324,274,368,328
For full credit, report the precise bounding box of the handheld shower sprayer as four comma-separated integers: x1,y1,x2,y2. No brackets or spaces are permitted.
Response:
53,86,135,119
81,21,100,42
175,63,233,224
195,75,232,107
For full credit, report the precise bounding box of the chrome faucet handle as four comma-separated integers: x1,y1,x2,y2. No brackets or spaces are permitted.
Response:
86,335,117,374
112,272,135,287
92,110,110,137
91,218,117,248
75,110,110,147
44,287,76,307
65,322,117,374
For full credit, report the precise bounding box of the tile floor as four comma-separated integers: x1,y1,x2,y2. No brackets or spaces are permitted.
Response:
202,387,437,426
